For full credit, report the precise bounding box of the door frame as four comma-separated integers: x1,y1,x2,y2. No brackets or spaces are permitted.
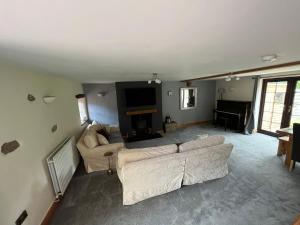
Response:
258,76,300,136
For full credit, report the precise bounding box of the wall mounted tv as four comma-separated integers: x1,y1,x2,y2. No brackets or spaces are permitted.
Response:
125,87,156,107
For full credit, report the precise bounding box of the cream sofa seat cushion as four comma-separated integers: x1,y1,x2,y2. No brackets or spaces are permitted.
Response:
97,134,109,145
117,144,177,169
83,131,99,149
182,143,233,185
179,135,225,152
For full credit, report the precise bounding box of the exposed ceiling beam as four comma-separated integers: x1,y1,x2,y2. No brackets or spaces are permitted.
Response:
182,60,300,82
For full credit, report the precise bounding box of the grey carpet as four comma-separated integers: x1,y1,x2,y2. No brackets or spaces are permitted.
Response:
50,125,300,225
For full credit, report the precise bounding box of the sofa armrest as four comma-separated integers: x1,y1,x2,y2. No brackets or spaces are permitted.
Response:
84,142,124,160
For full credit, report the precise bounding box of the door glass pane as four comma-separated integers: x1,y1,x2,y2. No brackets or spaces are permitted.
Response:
290,80,300,125
261,81,287,132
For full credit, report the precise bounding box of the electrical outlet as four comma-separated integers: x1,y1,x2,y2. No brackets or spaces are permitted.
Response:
15,210,28,225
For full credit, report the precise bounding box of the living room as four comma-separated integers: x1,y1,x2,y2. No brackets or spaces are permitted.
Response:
1,1,300,225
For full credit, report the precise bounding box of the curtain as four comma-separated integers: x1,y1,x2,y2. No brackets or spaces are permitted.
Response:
244,76,260,134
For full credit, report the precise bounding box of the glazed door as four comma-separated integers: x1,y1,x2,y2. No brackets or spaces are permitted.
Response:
258,77,300,136
258,79,289,135
289,80,300,125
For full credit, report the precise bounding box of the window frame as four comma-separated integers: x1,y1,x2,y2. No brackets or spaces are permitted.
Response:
77,97,89,125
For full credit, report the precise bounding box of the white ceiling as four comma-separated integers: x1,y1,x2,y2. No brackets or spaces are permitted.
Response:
1,0,300,82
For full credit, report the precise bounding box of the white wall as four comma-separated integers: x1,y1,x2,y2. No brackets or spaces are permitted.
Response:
0,63,84,225
215,77,255,102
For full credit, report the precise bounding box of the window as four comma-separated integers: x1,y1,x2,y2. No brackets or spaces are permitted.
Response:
78,97,88,125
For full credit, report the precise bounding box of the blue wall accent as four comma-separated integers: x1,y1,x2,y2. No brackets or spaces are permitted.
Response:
82,83,119,125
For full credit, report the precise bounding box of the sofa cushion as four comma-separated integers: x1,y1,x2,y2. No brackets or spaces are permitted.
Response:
83,131,99,149
117,144,177,168
97,128,110,140
97,134,109,145
179,135,225,152
89,124,111,134
88,124,104,132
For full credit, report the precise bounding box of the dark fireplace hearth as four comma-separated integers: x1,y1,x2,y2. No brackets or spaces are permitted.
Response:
131,113,152,136
126,112,162,142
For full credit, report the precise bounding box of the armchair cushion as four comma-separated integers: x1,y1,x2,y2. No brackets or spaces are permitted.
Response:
83,131,99,148
97,133,109,145
97,128,110,140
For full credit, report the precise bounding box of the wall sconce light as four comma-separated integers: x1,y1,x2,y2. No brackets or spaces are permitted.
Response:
75,94,85,99
43,96,56,104
167,91,173,96
97,92,107,97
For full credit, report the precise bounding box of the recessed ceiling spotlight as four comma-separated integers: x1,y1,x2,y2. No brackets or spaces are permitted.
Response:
261,54,278,63
225,76,231,82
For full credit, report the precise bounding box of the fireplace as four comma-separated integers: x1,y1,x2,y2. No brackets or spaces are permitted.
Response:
131,113,153,136
126,110,162,142
115,81,163,142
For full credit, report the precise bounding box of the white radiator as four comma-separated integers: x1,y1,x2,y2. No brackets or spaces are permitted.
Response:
47,136,79,198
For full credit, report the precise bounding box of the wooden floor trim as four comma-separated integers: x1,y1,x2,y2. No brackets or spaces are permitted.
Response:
293,215,300,225
177,120,211,128
40,200,61,225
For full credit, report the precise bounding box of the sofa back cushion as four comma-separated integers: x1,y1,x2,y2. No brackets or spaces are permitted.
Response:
117,144,177,168
83,131,99,149
179,135,225,152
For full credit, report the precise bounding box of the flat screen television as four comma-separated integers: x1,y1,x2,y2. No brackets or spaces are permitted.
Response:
125,88,156,107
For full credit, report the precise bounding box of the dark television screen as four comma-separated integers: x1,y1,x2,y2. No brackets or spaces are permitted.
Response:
125,88,156,107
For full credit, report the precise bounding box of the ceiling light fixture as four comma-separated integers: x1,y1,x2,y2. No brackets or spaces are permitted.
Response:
225,73,241,82
148,73,161,84
261,54,278,63
225,76,231,82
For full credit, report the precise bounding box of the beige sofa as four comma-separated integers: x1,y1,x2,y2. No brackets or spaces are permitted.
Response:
77,124,124,173
117,135,233,205
117,144,185,205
